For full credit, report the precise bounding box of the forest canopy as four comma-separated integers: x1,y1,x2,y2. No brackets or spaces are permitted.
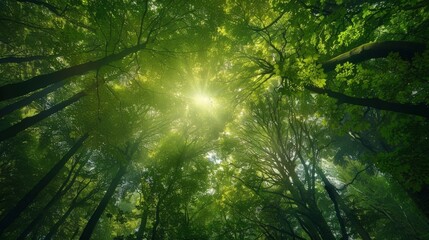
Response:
1,0,429,239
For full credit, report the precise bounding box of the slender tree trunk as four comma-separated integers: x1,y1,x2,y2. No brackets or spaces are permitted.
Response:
44,180,95,240
322,41,425,72
79,163,128,240
304,85,429,119
43,202,76,240
326,187,348,240
0,91,86,142
0,133,88,236
0,81,64,117
151,200,161,240
318,170,348,240
17,155,88,240
318,169,371,240
135,204,150,240
0,43,146,101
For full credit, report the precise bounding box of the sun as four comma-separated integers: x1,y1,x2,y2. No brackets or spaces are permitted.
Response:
193,93,215,108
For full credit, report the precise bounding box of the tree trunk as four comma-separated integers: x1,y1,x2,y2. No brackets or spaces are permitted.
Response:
44,180,95,240
0,133,88,236
150,200,161,240
0,81,64,117
307,205,337,240
318,170,349,240
0,90,86,142
0,43,146,101
304,85,429,119
322,41,426,72
296,214,322,240
135,204,150,240
325,184,348,240
79,163,128,240
43,201,76,240
318,169,371,240
16,155,88,240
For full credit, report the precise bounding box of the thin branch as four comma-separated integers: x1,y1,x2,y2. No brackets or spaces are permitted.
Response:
339,165,372,190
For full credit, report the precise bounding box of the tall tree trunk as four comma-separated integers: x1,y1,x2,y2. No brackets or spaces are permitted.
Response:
44,199,78,240
135,204,150,240
0,133,88,236
79,163,128,240
0,81,64,117
0,43,146,101
150,200,161,240
317,169,371,240
17,155,88,240
326,186,348,240
0,90,86,142
304,85,429,119
318,170,349,240
322,41,425,72
44,180,96,240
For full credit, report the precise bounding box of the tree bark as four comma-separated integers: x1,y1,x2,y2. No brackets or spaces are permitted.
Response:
150,200,162,240
0,90,86,142
318,169,349,240
16,154,88,240
44,205,75,240
304,85,429,119
0,133,88,236
322,41,426,72
0,81,64,118
307,205,337,240
318,169,371,240
44,181,96,240
79,163,128,240
0,43,146,101
135,204,150,240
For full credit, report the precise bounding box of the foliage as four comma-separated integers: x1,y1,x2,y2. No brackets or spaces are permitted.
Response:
1,0,429,239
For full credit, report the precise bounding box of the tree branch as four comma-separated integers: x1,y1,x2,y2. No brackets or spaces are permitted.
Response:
305,84,429,119
322,41,426,72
